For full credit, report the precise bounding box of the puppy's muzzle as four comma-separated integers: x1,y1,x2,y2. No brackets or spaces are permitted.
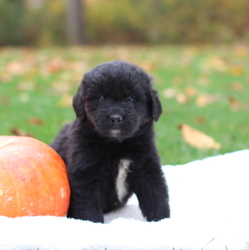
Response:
109,114,123,124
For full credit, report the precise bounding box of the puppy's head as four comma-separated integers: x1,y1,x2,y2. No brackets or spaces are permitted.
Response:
73,60,162,141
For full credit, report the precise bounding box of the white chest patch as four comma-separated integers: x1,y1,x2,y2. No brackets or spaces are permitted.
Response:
116,159,131,202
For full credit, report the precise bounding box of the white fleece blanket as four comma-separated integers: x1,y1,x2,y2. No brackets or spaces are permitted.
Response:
1,150,249,250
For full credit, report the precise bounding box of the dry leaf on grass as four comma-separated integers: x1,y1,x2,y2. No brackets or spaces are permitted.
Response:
163,86,197,104
10,127,33,137
228,96,240,110
234,44,248,57
178,124,221,150
162,88,177,98
58,94,73,107
51,82,72,95
28,117,44,125
140,61,155,71
176,93,188,105
208,56,228,71
196,94,219,107
231,66,244,76
193,116,206,124
228,96,249,111
6,62,27,74
230,82,244,92
0,97,9,105
184,86,197,97
16,81,35,91
47,58,67,73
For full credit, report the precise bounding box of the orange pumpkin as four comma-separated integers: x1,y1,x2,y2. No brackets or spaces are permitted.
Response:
0,136,70,217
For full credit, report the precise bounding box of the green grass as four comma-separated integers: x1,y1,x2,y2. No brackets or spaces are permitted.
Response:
0,45,249,165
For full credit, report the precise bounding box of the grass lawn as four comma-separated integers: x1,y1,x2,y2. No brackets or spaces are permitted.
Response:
0,45,248,165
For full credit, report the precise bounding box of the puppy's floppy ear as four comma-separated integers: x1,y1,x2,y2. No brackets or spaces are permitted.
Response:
72,83,85,119
147,88,162,122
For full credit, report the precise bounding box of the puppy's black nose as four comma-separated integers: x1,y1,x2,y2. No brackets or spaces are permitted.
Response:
109,114,123,124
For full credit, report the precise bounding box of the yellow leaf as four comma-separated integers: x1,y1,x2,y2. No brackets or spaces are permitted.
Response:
228,96,239,110
202,56,227,72
58,94,73,107
47,58,66,73
184,86,197,97
231,66,243,76
228,96,249,111
179,124,221,150
17,81,35,91
6,62,26,74
176,93,187,105
230,82,244,92
140,61,155,71
196,94,219,107
234,44,247,57
19,93,30,103
162,88,177,98
52,81,72,94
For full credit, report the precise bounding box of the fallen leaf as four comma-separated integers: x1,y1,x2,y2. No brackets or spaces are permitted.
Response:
58,93,73,107
228,96,249,111
202,56,228,73
140,61,155,71
1,96,9,105
10,127,33,137
51,81,72,94
193,116,206,124
184,86,197,97
28,117,44,125
209,56,228,71
230,82,244,92
228,96,239,110
197,77,210,87
0,74,12,83
182,47,196,65
196,94,219,107
231,66,243,76
178,124,221,150
6,62,26,74
19,93,30,103
162,88,177,98
47,58,67,73
234,44,248,57
16,81,35,91
176,93,188,105
173,76,182,85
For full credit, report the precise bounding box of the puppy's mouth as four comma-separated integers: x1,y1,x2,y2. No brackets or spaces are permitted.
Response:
109,129,125,142
110,129,121,138
108,129,130,142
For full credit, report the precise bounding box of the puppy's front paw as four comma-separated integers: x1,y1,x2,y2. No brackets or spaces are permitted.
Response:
67,204,104,223
146,205,170,222
67,210,104,223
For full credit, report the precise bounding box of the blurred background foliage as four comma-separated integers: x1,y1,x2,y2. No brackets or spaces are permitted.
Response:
1,0,249,46
1,0,249,164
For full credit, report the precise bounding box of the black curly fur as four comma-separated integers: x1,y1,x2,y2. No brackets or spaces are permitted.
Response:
50,60,170,223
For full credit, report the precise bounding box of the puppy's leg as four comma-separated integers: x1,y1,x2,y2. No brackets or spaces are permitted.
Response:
132,160,170,222
67,172,104,223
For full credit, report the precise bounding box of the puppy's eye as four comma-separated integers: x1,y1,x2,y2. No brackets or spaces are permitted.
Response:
97,95,105,101
127,96,135,102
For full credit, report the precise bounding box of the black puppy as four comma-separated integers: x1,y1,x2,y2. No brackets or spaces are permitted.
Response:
51,60,170,223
